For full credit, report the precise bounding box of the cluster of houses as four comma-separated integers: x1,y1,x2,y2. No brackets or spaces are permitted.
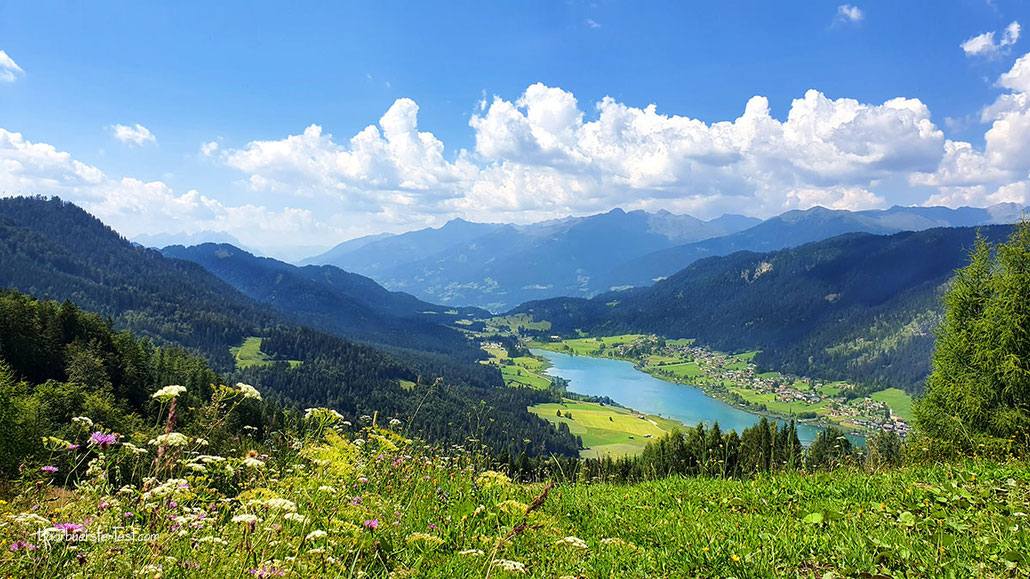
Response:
639,341,912,437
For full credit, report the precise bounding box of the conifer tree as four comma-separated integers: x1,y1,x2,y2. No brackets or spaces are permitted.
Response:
915,222,1030,450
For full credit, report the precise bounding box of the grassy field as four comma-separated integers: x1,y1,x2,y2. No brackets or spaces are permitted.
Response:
533,334,646,357
654,361,705,379
484,314,551,334
5,409,1029,578
230,336,302,369
501,365,551,389
482,346,553,390
530,400,685,458
872,388,916,422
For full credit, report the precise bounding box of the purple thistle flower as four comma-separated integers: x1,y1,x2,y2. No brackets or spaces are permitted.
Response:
362,519,380,529
89,431,117,448
41,466,58,473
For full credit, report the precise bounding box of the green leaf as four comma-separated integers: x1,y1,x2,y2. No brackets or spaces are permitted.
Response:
803,511,824,525
898,511,916,526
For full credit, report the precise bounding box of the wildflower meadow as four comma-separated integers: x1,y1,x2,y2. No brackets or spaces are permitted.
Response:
2,380,1029,578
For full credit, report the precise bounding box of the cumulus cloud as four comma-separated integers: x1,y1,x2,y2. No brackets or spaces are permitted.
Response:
0,50,24,82
0,128,333,251
225,98,477,211
836,5,864,24
112,123,157,147
8,64,1030,250
219,83,951,223
913,51,1030,207
961,21,1020,57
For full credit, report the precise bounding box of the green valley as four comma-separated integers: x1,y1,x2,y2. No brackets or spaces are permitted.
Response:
530,333,913,438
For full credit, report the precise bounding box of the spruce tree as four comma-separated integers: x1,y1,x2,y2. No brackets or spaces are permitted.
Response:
915,222,1030,450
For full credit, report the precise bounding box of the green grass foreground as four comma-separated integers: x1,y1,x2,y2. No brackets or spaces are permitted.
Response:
2,413,1029,578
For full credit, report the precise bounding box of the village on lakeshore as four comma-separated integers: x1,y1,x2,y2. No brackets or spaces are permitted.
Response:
476,320,912,441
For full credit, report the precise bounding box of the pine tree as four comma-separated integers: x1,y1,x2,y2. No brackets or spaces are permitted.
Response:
915,222,1030,450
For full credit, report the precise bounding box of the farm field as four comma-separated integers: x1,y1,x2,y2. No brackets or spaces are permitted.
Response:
530,400,686,458
872,388,916,422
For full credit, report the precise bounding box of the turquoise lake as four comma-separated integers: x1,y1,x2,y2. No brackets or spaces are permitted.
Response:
532,348,862,446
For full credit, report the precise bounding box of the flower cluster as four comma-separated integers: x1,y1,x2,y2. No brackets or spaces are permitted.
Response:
151,384,186,403
236,382,262,400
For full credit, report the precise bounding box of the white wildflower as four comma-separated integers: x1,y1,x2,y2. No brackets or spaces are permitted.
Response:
151,385,186,402
149,433,189,447
458,549,484,556
304,407,344,422
305,530,327,541
8,512,50,527
231,514,259,524
242,457,265,469
236,382,262,400
121,443,148,456
555,536,588,549
71,416,93,427
284,513,309,524
318,485,337,494
492,559,527,574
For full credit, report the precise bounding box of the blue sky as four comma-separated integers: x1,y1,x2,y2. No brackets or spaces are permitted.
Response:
2,1,1030,257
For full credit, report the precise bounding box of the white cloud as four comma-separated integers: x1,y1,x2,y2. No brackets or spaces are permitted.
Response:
586,18,601,29
0,128,333,252
220,82,946,223
836,5,864,24
912,51,1030,208
0,50,24,82
225,98,477,210
961,21,1020,57
8,60,1030,250
112,123,157,147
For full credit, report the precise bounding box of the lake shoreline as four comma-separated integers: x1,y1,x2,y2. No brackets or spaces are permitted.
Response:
530,345,865,446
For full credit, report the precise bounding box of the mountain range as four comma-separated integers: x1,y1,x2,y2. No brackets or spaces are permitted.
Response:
302,209,762,310
300,203,1025,311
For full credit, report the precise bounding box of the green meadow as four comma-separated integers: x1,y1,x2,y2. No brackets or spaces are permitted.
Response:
230,337,302,369
530,400,685,458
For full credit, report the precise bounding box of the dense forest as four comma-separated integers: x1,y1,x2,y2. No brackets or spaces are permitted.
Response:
0,197,580,459
515,226,1017,393
160,243,488,358
0,289,282,477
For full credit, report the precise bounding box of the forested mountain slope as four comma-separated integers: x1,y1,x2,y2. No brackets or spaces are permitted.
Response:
0,197,277,368
608,204,1026,288
160,243,486,357
0,197,579,457
515,225,1017,392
